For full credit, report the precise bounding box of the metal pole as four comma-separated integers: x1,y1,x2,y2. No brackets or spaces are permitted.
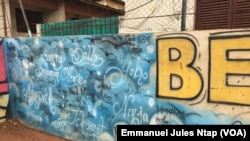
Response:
1,0,7,36
18,0,32,37
181,0,187,31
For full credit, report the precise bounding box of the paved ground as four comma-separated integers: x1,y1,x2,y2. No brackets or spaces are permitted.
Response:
0,118,71,141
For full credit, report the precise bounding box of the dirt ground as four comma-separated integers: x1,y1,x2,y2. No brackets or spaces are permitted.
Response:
0,118,72,141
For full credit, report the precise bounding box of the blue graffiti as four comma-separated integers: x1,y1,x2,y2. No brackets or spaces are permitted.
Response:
3,33,249,141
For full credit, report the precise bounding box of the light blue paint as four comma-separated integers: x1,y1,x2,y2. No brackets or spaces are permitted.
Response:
2,33,247,141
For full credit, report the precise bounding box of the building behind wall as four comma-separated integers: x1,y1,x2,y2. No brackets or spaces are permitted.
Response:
119,0,195,33
0,0,125,37
119,0,250,34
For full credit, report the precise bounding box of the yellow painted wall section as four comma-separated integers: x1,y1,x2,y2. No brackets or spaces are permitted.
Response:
157,37,202,99
210,36,250,105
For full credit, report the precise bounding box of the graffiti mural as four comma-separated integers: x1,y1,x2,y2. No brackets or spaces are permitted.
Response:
2,31,250,141
0,42,9,123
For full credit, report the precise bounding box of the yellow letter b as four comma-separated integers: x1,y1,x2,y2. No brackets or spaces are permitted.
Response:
157,38,202,99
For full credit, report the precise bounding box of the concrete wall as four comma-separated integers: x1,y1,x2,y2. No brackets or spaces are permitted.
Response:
1,29,250,140
0,40,9,123
0,0,12,37
43,0,66,23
